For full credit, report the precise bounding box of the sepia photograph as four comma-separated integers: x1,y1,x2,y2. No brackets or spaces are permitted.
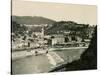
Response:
11,0,97,74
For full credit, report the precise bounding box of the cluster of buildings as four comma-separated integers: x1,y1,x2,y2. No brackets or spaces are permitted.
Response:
11,24,95,50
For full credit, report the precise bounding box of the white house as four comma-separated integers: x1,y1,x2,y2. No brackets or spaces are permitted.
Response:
51,35,65,45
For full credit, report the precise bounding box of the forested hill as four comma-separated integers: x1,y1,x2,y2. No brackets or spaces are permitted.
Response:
12,16,56,25
45,21,89,35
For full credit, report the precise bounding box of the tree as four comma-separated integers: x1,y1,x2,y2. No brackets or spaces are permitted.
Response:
11,21,27,36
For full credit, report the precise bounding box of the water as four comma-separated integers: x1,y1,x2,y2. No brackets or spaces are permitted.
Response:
12,48,86,74
54,49,86,63
12,54,52,74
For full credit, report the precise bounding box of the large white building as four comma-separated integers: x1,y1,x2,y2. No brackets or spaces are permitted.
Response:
51,35,65,45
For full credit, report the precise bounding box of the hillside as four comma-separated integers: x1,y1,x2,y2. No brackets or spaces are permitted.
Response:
12,16,56,25
11,16,92,39
45,21,89,35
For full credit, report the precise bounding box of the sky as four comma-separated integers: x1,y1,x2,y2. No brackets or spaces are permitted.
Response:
12,0,97,25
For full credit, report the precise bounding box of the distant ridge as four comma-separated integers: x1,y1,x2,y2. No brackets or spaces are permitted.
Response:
12,16,56,25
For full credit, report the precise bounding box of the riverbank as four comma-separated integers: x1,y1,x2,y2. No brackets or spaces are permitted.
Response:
12,47,87,61
12,49,48,61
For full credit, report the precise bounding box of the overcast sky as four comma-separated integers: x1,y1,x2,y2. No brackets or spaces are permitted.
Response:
12,0,97,25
